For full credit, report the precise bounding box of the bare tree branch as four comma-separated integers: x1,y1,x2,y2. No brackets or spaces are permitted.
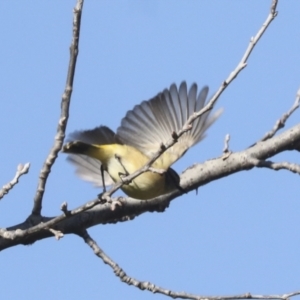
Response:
1,121,300,249
223,134,231,154
0,0,282,247
205,0,278,115
247,157,300,175
4,0,300,299
80,229,300,300
0,163,30,200
258,86,300,143
31,0,84,216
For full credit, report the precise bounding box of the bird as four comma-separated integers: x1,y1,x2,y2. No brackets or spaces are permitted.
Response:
62,81,222,200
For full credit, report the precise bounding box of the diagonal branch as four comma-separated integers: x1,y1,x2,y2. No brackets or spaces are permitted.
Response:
31,0,84,216
0,0,282,248
205,0,278,114
0,163,30,200
258,85,300,143
99,0,279,201
247,157,300,175
80,230,300,300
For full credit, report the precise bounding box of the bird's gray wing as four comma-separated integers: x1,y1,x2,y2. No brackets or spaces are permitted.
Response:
117,81,222,167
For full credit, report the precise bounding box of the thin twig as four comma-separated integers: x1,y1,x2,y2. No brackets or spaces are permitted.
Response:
222,134,232,160
48,228,64,240
259,86,300,142
60,201,71,216
0,196,101,240
205,0,278,115
80,230,300,300
0,163,30,200
223,134,231,153
31,0,84,216
247,157,300,175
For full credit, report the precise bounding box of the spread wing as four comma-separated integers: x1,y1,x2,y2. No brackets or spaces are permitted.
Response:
65,126,118,187
116,81,222,168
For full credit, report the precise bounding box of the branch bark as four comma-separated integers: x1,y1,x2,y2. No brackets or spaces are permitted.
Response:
31,0,84,216
1,120,299,251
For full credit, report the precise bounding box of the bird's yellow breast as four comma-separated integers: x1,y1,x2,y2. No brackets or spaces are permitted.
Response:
93,144,168,199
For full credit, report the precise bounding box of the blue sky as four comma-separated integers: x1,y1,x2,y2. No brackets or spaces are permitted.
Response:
0,1,300,299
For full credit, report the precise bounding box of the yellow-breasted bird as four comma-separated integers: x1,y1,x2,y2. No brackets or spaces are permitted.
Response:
62,82,222,200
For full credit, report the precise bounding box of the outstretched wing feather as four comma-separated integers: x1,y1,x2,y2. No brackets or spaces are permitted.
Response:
117,81,222,167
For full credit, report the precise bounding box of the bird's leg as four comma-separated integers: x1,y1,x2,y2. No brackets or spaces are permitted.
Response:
100,165,106,193
114,154,132,184
97,165,108,202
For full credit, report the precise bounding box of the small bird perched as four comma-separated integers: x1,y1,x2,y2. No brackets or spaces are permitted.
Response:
62,82,222,200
